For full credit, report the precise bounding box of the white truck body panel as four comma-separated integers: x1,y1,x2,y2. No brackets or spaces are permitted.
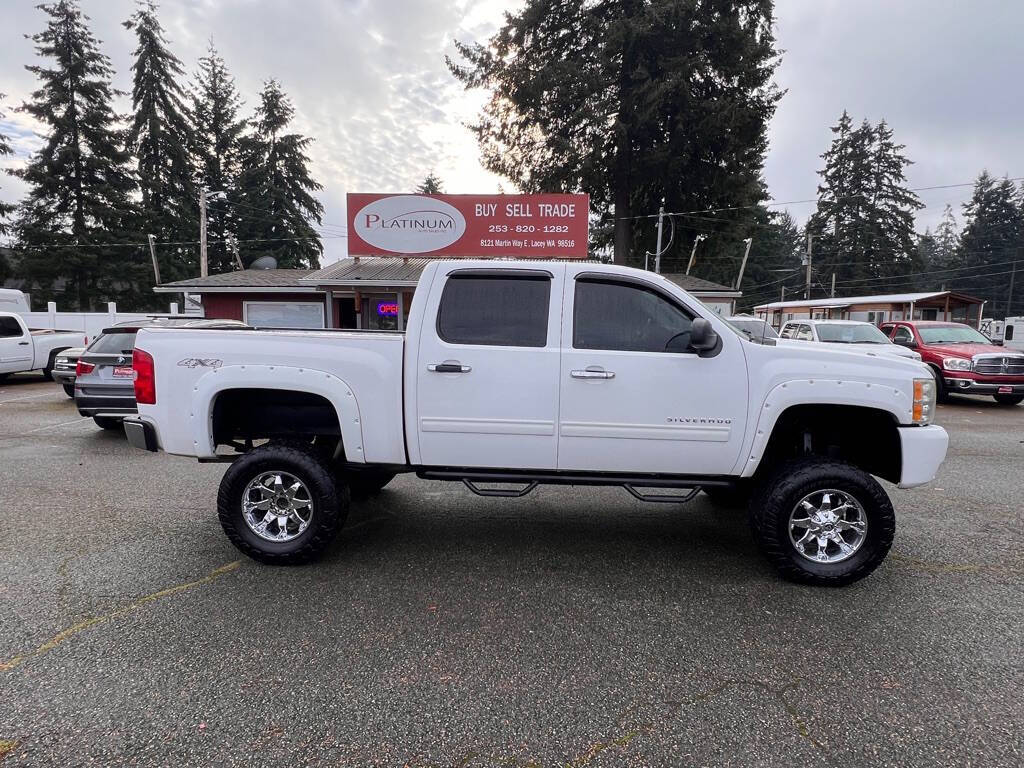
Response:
134,260,946,488
0,312,83,374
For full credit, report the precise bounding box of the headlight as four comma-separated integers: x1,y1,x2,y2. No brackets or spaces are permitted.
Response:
942,357,972,371
912,378,936,424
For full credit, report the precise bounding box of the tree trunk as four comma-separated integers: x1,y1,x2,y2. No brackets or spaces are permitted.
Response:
613,183,631,265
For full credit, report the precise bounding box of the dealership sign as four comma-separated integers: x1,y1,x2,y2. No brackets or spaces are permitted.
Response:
348,193,589,258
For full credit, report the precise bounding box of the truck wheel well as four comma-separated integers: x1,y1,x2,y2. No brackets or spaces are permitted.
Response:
211,388,342,452
757,404,901,485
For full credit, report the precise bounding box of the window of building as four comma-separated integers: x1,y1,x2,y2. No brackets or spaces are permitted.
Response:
243,302,325,329
573,279,694,353
0,316,24,337
437,274,550,347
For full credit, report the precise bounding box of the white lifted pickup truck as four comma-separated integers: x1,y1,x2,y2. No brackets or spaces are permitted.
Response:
124,261,948,585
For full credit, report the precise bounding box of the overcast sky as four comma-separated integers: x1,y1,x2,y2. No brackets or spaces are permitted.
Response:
1,0,1022,266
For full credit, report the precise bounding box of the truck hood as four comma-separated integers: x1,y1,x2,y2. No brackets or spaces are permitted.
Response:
777,338,919,360
758,338,930,378
923,342,998,359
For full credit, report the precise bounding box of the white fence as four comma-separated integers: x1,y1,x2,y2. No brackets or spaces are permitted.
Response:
23,301,197,341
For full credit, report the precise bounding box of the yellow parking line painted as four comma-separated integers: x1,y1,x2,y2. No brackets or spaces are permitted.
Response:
0,561,241,673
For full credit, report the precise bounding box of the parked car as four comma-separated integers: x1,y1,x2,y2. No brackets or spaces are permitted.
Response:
726,315,779,340
52,347,85,397
880,320,1024,405
75,318,248,430
123,260,948,586
0,311,86,381
780,319,922,361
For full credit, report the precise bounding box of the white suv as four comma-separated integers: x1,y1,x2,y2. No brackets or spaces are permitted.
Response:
780,319,922,361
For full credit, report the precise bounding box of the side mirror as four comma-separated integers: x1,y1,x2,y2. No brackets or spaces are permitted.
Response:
895,338,918,348
690,317,719,354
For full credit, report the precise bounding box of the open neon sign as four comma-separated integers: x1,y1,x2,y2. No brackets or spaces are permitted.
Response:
376,302,399,317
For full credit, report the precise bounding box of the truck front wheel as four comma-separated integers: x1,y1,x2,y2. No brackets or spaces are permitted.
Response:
218,444,349,564
749,458,895,586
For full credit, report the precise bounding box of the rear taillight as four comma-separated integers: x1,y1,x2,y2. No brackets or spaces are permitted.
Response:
133,348,156,405
75,360,95,376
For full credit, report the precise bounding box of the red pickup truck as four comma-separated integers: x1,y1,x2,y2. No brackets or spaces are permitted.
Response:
880,320,1024,405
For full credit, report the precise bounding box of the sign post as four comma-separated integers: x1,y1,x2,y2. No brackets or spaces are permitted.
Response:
347,193,589,259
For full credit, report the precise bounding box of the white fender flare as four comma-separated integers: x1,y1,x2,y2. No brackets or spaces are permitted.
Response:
188,364,366,461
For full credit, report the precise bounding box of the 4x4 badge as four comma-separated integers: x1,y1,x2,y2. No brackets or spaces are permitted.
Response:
177,358,222,369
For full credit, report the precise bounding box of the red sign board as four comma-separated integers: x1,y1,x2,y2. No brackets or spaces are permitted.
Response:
347,193,589,259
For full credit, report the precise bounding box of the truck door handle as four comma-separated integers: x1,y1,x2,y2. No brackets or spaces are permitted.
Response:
17,341,29,346
571,367,615,379
428,363,472,373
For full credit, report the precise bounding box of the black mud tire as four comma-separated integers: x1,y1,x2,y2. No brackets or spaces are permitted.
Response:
994,393,1024,406
218,443,349,565
346,469,396,500
62,383,75,398
929,365,950,403
93,416,123,431
749,457,895,587
703,483,752,509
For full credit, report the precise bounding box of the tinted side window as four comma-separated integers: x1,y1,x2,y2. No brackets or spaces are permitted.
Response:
779,325,795,339
892,326,913,343
796,325,814,341
1005,325,1014,341
574,279,693,353
0,316,23,338
437,275,550,347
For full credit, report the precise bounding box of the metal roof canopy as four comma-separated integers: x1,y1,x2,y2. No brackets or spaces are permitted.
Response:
754,290,983,311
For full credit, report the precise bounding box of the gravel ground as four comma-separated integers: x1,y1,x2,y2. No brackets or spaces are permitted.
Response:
0,373,1021,767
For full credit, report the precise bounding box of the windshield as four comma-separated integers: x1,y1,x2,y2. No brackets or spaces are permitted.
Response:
720,316,777,344
728,318,779,339
918,325,991,345
88,330,138,354
816,323,891,344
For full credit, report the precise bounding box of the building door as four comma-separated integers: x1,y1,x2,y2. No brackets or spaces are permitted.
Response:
337,298,357,329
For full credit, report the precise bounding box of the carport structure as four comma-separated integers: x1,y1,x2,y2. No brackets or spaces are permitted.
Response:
753,290,986,330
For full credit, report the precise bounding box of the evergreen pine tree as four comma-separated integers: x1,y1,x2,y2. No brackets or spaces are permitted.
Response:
932,204,960,276
448,0,781,265
958,171,1023,316
0,95,15,238
236,80,323,269
734,209,803,311
14,0,140,311
124,0,196,282
190,42,247,273
416,172,444,194
915,229,938,290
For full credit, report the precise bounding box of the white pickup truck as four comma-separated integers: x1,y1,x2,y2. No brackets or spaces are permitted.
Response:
0,311,86,380
124,261,949,585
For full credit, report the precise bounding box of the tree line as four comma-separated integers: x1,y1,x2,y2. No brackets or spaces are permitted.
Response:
0,0,323,311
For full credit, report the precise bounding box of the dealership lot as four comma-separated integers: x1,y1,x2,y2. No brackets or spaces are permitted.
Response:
0,376,1021,767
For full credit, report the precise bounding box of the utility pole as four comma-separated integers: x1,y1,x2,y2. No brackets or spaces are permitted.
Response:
229,236,244,271
805,233,813,300
654,200,665,274
830,272,836,298
1008,260,1018,317
199,186,208,278
781,286,785,302
734,238,753,290
685,234,706,276
146,234,161,285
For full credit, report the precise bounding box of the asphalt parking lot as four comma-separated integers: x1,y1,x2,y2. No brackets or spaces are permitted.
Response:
0,375,1021,767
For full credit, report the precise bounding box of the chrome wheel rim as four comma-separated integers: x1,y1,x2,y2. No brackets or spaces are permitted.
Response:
242,471,313,543
788,489,867,564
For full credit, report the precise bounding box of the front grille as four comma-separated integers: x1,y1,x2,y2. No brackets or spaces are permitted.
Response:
973,355,1024,375
55,361,76,371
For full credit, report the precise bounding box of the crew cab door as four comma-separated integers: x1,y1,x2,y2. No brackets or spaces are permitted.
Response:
0,315,33,373
413,265,564,469
556,269,748,475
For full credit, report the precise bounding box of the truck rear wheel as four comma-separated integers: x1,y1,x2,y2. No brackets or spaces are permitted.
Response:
218,444,349,564
994,394,1024,405
749,457,895,586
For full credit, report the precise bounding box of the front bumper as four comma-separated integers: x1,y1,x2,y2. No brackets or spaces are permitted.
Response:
942,372,1024,394
123,417,159,452
897,425,949,488
52,369,76,385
